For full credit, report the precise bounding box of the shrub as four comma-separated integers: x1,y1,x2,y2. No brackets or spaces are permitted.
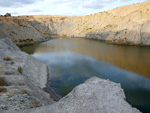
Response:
4,13,11,17
0,77,8,86
17,66,22,73
3,56,11,61
11,61,14,65
21,89,28,95
0,88,7,93
30,100,41,108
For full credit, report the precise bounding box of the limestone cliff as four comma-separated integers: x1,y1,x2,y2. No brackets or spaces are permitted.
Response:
29,1,150,45
0,17,48,45
0,38,55,112
0,1,150,45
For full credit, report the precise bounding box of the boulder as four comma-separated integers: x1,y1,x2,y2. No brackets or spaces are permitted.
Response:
21,77,141,113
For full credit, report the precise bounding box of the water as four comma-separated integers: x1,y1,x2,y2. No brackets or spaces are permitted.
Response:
20,38,150,113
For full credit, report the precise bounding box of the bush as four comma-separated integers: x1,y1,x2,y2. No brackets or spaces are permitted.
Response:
4,13,11,17
17,66,22,73
30,100,41,108
3,56,11,61
11,61,14,65
0,77,8,86
21,89,28,95
0,88,7,93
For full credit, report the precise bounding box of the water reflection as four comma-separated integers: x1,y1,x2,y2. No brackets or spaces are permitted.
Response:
33,39,150,78
20,43,40,54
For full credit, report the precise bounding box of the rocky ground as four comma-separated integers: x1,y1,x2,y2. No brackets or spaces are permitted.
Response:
0,38,55,113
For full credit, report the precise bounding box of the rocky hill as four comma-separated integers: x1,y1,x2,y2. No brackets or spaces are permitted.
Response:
0,1,150,45
0,38,57,112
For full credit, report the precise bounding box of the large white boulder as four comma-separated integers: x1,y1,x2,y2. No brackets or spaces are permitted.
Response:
21,77,141,113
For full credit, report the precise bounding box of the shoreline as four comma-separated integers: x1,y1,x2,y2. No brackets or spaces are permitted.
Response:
43,66,60,102
18,37,150,47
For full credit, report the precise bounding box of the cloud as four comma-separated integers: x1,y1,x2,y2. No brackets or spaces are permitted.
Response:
52,0,116,9
0,0,146,16
120,0,131,2
30,9,42,13
83,1,104,9
0,0,41,7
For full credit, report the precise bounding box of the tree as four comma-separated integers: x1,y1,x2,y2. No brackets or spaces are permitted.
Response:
4,13,11,17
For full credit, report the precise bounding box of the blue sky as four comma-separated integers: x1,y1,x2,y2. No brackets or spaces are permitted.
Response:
0,0,147,16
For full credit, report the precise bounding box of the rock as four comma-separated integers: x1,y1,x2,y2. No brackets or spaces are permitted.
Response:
0,105,8,110
20,77,141,113
22,55,48,89
0,38,55,113
0,38,20,51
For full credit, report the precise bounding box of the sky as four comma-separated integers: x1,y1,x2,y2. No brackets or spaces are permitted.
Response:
0,0,148,16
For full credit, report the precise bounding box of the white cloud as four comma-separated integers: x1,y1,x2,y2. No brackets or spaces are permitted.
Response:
0,0,147,16
0,0,42,7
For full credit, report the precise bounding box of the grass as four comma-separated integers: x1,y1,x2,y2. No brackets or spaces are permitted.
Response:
0,88,7,93
17,66,22,74
3,56,11,61
21,89,28,95
9,90,17,95
30,100,41,108
19,38,34,42
11,61,14,65
0,77,8,86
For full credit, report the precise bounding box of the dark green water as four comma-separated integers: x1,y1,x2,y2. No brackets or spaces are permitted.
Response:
20,38,150,113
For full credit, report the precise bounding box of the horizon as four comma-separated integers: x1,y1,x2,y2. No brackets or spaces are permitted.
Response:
0,0,148,16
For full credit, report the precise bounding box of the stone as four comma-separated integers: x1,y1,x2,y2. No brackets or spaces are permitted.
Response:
0,38,55,113
20,77,141,113
0,105,8,110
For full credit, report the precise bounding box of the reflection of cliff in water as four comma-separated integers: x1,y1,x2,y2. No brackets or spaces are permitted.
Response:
33,39,150,78
20,43,40,54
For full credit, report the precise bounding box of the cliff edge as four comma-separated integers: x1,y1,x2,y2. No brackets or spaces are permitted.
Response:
0,38,55,112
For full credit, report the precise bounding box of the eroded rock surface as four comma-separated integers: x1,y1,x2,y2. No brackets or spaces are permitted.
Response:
21,77,141,113
0,38,55,113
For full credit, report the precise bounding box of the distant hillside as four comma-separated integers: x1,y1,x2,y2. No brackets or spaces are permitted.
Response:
0,1,150,45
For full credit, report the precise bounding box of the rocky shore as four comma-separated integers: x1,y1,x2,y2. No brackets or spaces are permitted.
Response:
0,38,55,113
0,38,141,113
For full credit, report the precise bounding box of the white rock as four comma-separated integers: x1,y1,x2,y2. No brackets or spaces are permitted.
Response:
20,77,141,113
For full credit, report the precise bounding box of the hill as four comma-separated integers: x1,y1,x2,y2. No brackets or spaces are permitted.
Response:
0,1,150,45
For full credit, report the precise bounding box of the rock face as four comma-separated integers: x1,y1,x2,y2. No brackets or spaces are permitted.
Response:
28,1,150,45
0,17,48,45
21,77,141,113
0,1,150,45
0,38,55,113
